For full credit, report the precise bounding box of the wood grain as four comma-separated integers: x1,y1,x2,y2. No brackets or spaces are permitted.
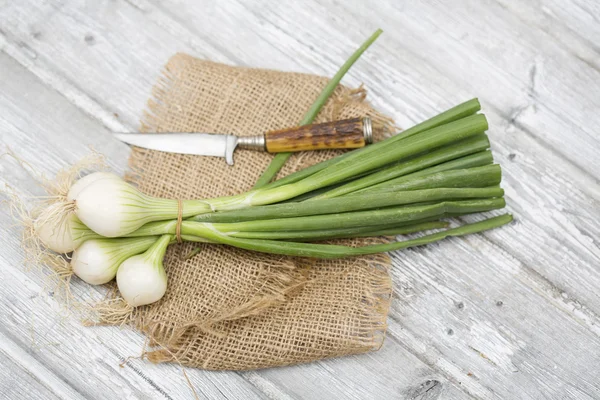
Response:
265,118,365,152
1,0,599,399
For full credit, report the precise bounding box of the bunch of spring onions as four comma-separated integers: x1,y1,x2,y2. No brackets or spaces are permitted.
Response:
34,98,512,307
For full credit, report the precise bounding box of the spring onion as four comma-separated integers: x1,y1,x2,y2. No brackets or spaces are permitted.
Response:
312,136,491,199
182,215,513,259
116,234,170,306
35,98,513,308
192,187,504,223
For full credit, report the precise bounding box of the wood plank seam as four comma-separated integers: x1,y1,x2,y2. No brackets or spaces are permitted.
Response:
0,329,85,400
384,329,488,399
475,233,600,337
492,0,600,73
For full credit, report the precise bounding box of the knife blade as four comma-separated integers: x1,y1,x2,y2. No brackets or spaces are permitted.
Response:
114,132,239,165
113,117,372,165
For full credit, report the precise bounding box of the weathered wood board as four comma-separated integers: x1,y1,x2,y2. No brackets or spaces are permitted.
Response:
1,1,599,398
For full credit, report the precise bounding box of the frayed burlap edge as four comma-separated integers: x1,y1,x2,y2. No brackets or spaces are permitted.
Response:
135,258,312,347
145,252,393,370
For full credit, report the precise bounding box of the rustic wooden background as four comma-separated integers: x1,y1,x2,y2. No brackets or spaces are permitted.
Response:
1,1,599,399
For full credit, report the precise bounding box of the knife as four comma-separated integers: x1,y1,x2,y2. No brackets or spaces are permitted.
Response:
114,117,373,165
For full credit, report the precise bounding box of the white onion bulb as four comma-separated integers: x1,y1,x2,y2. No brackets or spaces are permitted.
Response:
70,173,212,237
73,177,161,237
35,213,79,254
35,213,102,254
117,255,168,306
117,234,170,306
67,172,121,201
35,172,121,253
71,237,157,285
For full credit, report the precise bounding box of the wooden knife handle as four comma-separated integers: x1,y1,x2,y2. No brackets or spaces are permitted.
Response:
264,117,372,153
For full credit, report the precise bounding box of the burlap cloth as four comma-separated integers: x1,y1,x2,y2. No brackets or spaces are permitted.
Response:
120,53,394,370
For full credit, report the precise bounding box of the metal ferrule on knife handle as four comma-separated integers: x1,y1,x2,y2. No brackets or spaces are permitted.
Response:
237,117,373,152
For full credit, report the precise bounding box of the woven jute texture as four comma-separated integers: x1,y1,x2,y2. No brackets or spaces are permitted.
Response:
126,53,393,370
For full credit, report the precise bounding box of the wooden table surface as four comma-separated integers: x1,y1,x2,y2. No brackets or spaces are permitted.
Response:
1,1,599,399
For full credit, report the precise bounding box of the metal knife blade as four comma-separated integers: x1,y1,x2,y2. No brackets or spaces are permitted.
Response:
113,132,239,165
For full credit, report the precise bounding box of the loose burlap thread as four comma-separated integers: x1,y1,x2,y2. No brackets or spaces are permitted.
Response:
116,53,394,370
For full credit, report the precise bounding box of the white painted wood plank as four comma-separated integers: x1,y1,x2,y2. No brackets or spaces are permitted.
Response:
379,0,600,174
247,345,473,400
495,0,600,65
0,334,64,400
0,0,230,132
0,51,470,399
387,231,600,399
